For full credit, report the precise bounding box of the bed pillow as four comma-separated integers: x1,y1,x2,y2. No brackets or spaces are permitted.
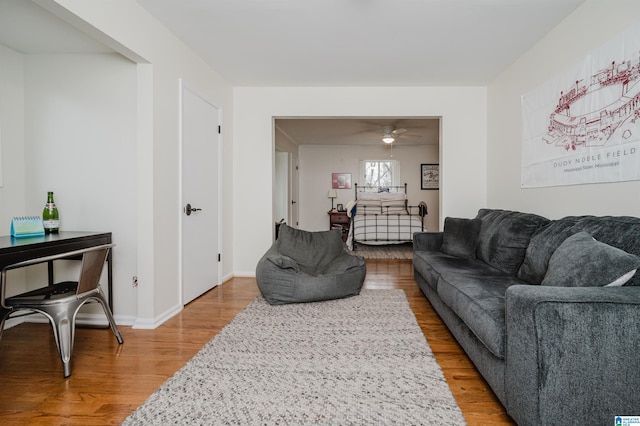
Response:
381,200,407,214
541,231,640,287
356,200,382,215
358,192,406,202
441,217,482,260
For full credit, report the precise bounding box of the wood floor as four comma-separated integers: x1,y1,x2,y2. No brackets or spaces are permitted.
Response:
0,259,515,425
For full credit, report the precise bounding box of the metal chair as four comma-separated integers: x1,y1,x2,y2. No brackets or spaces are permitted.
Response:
0,244,123,377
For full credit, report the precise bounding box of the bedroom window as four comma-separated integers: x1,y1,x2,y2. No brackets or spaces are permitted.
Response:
362,160,398,187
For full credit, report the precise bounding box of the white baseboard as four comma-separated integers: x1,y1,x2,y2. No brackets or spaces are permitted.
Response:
2,312,136,329
2,275,254,333
131,302,183,329
2,316,27,330
233,272,257,278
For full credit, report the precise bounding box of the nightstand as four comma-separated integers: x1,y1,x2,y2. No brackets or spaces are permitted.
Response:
328,211,350,242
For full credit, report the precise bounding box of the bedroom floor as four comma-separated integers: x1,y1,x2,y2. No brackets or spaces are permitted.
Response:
349,242,413,259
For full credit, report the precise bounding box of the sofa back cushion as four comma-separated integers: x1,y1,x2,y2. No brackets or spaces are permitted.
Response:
475,209,549,275
278,225,344,270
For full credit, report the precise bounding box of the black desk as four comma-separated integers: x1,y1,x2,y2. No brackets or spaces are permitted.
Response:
0,232,113,309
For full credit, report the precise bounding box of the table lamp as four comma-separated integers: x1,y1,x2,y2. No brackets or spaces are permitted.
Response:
327,189,337,211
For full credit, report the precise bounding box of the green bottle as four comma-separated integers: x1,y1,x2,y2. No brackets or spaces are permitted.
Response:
42,191,60,234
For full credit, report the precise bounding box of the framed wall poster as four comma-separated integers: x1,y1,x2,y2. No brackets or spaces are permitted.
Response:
521,23,640,188
332,173,352,189
421,164,439,190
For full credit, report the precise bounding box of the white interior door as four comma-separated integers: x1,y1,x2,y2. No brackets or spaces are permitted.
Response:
289,154,299,228
181,84,220,304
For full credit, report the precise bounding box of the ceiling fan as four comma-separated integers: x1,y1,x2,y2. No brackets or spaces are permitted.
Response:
381,125,408,144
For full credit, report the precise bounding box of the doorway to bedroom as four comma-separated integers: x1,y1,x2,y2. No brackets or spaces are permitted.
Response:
273,117,440,239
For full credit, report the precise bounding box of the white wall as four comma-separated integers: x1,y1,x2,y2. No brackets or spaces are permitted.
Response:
0,44,26,232
50,0,234,326
0,45,28,302
233,87,487,275
487,0,640,218
0,49,137,318
23,53,138,319
298,144,439,232
0,0,234,327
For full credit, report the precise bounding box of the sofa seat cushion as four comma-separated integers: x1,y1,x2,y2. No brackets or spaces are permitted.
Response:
437,272,525,358
413,251,505,291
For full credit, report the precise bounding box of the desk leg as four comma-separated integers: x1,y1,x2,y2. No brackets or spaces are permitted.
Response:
48,261,54,286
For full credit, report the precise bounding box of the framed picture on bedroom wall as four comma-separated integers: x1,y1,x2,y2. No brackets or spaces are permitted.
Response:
421,164,439,190
332,173,352,189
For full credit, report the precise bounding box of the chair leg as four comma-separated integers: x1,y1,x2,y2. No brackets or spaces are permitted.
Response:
35,296,120,378
49,311,75,378
94,289,123,344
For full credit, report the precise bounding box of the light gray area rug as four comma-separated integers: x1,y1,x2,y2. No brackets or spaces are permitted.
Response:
123,290,465,425
351,243,413,259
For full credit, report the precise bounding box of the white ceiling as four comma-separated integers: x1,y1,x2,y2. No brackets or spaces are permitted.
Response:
276,118,439,146
134,0,584,146
0,0,585,146
137,0,585,87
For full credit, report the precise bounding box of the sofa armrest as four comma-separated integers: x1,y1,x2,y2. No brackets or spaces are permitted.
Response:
505,285,640,426
413,232,443,252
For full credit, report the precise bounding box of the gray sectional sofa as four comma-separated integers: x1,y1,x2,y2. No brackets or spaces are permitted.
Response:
413,209,640,425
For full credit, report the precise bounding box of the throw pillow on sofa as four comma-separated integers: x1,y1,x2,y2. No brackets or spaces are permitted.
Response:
441,217,482,260
541,231,640,287
567,215,640,286
517,217,581,284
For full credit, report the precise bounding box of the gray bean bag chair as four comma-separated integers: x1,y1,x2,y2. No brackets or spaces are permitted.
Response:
256,224,366,305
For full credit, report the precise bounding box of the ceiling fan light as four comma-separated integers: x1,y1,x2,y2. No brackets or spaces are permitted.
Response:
382,135,395,144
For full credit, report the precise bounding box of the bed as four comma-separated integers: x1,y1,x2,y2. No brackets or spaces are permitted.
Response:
346,183,427,250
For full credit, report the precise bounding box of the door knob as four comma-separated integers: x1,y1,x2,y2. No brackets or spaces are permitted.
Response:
185,203,202,216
